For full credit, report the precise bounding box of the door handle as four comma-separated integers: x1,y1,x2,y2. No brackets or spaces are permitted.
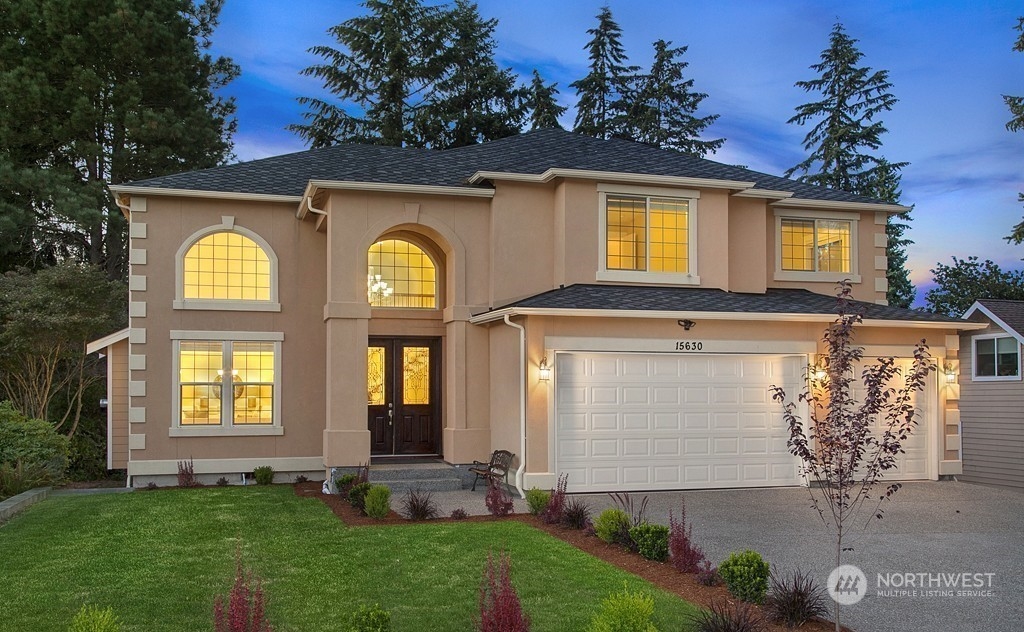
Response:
388,402,393,425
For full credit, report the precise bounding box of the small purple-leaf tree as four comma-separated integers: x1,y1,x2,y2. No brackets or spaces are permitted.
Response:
770,281,933,632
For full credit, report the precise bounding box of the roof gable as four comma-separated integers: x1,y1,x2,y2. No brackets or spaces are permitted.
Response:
964,300,1024,345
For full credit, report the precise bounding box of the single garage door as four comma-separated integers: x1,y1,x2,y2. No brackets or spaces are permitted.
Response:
555,352,807,492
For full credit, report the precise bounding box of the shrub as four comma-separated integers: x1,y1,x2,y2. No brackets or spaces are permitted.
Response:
364,485,392,520
335,473,358,494
177,458,200,488
294,474,308,483
252,466,275,486
586,585,657,632
608,492,649,527
629,523,669,562
0,460,50,500
763,568,828,628
696,562,720,587
687,600,763,632
0,401,69,483
560,497,591,530
348,482,372,512
144,482,158,490
525,487,550,516
668,500,707,573
69,604,122,632
213,547,273,632
347,603,392,632
402,488,438,521
450,507,469,520
719,550,770,604
539,473,567,524
476,550,529,632
486,481,514,517
593,509,632,546
216,477,230,487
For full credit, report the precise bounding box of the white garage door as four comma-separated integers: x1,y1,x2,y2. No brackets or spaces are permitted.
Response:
555,352,807,492
852,358,935,481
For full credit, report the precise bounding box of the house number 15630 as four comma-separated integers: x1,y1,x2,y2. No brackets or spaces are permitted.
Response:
674,341,703,351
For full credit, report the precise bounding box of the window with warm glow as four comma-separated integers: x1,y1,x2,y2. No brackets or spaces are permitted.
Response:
183,232,271,301
780,218,851,273
606,195,689,273
178,341,275,425
367,239,437,308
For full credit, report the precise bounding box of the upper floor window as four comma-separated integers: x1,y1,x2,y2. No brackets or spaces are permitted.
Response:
973,334,1020,380
367,239,437,308
774,210,860,283
598,184,699,285
174,219,280,311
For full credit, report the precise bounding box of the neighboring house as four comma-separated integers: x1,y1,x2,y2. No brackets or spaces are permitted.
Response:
88,128,979,492
958,299,1024,490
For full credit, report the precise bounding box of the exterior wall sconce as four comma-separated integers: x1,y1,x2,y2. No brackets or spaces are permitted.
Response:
678,319,696,330
538,356,551,381
943,362,957,384
812,354,829,382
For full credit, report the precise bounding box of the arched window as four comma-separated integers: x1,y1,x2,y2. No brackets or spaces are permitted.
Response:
183,231,270,300
367,239,437,308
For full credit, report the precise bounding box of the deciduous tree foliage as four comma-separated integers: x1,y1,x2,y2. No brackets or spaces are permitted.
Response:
0,0,238,280
624,40,723,157
526,70,567,130
570,6,637,140
787,22,913,306
925,256,1024,317
292,0,524,149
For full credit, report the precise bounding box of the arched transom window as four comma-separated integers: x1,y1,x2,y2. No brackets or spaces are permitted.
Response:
184,231,271,301
367,239,437,308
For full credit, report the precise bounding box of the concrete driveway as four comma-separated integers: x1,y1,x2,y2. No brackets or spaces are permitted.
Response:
579,481,1024,632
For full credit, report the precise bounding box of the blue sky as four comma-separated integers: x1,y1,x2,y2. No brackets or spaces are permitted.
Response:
209,1,1023,305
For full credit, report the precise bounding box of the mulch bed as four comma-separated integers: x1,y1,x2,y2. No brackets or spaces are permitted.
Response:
294,482,848,631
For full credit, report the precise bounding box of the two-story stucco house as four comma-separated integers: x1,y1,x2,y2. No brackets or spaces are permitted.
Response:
88,128,978,492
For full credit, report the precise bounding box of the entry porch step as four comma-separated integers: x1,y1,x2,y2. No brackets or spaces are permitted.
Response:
368,463,465,493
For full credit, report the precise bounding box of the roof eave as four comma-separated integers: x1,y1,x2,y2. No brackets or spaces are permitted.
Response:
771,198,910,213
108,185,302,203
307,179,495,198
962,301,1024,345
468,168,756,191
86,328,130,354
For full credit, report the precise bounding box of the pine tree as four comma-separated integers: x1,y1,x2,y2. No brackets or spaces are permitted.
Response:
0,0,238,280
785,22,900,192
527,70,567,130
418,0,526,148
624,39,723,157
1003,17,1024,246
865,160,915,307
570,6,637,139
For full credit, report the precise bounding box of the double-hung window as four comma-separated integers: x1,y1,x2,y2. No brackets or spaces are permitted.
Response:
598,184,699,284
973,334,1021,380
774,210,860,282
171,332,283,436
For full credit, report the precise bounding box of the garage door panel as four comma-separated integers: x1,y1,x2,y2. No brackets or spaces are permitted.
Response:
653,387,680,404
592,387,618,404
591,439,618,457
591,468,619,485
740,412,768,429
653,412,680,430
713,387,740,404
685,388,709,403
592,413,617,431
743,387,768,404
713,413,739,429
622,468,650,484
622,413,649,430
684,413,709,429
684,437,709,454
743,437,768,454
622,438,650,456
652,357,681,377
712,358,741,377
653,437,681,456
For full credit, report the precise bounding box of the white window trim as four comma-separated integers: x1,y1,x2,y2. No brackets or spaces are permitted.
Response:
773,208,861,283
170,330,284,436
597,185,700,285
971,333,1022,382
173,219,282,312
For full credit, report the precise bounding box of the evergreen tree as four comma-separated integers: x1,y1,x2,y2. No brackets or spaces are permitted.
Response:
417,0,526,148
0,0,238,280
864,160,915,307
570,6,637,139
527,70,567,130
624,39,723,157
1003,18,1024,246
292,0,448,148
785,22,901,193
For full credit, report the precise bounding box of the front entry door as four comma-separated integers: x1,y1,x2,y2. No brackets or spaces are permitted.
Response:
367,338,441,455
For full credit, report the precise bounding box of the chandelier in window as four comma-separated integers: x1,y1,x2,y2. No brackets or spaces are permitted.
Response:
367,267,394,305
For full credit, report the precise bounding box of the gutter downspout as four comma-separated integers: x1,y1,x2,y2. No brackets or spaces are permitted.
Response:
502,315,527,499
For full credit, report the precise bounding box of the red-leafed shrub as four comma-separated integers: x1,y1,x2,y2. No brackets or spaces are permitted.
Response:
177,458,200,488
485,480,514,517
476,550,529,632
669,500,707,573
213,546,273,632
539,473,567,524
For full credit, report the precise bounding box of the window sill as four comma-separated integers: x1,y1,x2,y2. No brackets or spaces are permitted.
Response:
970,375,1021,382
173,299,281,312
169,426,284,437
773,271,861,284
596,270,701,285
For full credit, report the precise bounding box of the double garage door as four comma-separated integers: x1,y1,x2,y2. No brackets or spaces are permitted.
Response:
554,352,932,493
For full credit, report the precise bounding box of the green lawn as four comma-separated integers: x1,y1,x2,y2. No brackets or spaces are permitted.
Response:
0,487,701,631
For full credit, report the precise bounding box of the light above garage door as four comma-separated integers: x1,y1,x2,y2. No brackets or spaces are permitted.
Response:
554,352,807,492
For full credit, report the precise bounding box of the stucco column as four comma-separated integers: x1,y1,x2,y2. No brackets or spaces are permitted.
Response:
442,305,490,463
323,302,372,466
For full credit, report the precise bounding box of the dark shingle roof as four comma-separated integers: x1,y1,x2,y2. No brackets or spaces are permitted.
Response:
974,299,1024,336
483,284,966,324
121,128,893,206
